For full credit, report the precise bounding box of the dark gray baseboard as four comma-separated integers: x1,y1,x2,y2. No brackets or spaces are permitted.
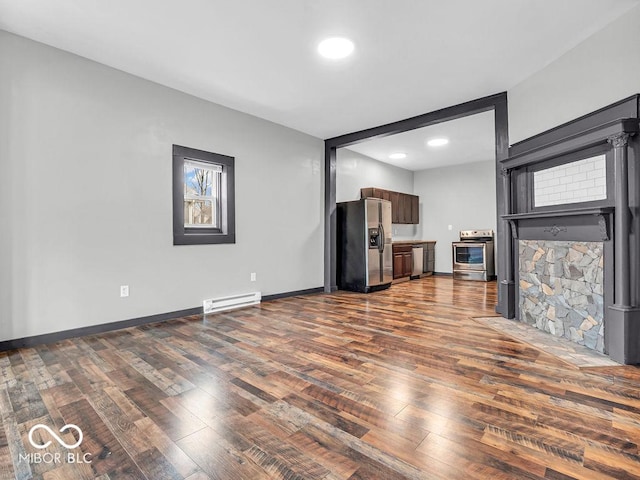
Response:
262,287,324,301
433,272,453,276
0,306,203,352
0,286,324,353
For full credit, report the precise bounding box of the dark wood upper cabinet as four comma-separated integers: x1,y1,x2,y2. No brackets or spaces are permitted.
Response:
397,194,406,223
360,187,419,224
360,187,374,198
389,191,400,223
381,189,391,202
410,195,419,224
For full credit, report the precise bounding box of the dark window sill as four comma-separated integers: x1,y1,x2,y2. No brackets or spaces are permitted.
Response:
174,232,235,245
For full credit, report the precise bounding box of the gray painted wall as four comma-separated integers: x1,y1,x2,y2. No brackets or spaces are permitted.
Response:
0,31,324,341
509,4,640,143
413,161,497,273
336,148,418,239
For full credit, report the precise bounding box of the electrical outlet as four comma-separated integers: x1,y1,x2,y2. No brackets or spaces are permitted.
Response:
250,272,257,282
448,224,453,231
120,285,129,297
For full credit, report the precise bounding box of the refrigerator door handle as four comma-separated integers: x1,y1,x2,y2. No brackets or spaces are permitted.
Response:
378,223,385,252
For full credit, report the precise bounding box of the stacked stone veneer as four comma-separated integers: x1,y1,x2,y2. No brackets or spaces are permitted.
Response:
518,240,604,353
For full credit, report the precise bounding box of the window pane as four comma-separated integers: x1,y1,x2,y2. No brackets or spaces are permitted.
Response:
184,164,214,196
534,154,606,207
184,199,215,227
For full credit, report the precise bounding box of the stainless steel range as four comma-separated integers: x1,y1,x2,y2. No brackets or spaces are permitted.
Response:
452,229,495,281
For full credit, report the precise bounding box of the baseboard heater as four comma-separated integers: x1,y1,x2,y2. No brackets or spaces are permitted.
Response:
203,292,261,314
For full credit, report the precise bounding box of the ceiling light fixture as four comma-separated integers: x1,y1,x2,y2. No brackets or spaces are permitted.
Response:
317,37,355,60
427,138,449,147
389,152,407,160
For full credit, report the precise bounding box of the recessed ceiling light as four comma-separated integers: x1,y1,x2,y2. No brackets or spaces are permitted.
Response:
317,37,355,59
427,138,449,147
389,152,407,160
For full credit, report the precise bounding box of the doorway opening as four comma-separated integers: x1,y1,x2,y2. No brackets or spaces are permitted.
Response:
323,93,513,317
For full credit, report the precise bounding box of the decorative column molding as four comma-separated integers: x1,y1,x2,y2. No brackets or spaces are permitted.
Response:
499,164,516,317
607,127,640,364
608,132,632,306
501,167,513,282
607,132,630,149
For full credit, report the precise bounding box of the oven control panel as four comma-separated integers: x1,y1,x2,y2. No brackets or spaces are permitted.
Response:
459,229,494,240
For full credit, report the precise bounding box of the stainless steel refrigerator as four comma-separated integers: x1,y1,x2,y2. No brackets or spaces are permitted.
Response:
337,198,393,293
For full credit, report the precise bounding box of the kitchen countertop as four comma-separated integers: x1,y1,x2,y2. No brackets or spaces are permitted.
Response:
392,240,436,245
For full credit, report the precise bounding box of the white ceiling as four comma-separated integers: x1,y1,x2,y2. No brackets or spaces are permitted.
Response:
345,111,495,171
0,0,638,141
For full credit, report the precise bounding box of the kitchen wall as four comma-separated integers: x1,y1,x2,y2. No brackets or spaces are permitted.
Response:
336,148,418,239
508,4,640,143
413,160,496,273
0,30,324,342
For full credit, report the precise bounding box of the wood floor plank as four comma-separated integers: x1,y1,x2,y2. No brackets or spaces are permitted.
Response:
58,399,145,479
134,416,200,479
0,390,31,480
583,444,640,479
0,356,17,390
124,386,205,442
0,414,13,479
176,426,270,480
7,381,48,425
287,424,360,479
41,461,93,480
18,349,58,391
133,447,182,480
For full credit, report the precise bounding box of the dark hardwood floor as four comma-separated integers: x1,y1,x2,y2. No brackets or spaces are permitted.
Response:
2,276,640,479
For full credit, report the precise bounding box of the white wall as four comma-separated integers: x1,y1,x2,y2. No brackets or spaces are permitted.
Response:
0,31,324,341
336,148,414,202
336,148,418,239
509,4,640,143
413,161,496,273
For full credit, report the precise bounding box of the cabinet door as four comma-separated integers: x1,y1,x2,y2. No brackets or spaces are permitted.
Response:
402,252,413,276
389,191,400,223
410,195,419,224
396,194,406,224
393,253,404,279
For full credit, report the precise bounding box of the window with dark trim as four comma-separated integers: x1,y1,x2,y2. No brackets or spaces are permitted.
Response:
173,144,235,245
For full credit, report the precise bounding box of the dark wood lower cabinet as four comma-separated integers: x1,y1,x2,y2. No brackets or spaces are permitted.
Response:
392,244,413,279
393,253,404,279
393,241,436,280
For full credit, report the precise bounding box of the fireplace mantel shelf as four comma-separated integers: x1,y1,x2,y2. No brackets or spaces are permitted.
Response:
502,207,613,242
501,206,614,221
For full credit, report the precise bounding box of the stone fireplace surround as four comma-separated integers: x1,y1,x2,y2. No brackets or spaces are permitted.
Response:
499,95,640,364
519,240,604,353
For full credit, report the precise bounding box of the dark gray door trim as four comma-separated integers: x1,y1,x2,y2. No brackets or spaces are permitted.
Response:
323,92,510,313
